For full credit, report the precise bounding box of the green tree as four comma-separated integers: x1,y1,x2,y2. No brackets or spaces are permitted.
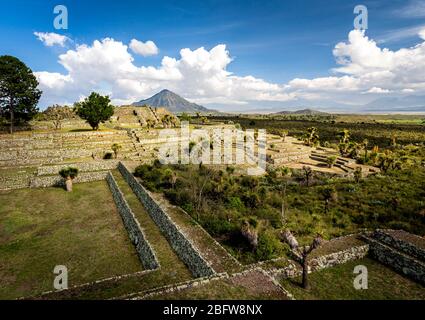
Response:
74,92,114,130
0,55,42,133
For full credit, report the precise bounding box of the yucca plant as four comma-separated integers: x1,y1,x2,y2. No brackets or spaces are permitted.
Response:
59,167,79,192
111,143,122,159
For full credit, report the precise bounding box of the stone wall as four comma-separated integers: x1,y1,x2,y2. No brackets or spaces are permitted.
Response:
106,172,160,270
366,235,425,285
118,162,215,278
29,171,109,188
309,244,369,271
37,161,119,176
271,240,369,280
373,229,425,262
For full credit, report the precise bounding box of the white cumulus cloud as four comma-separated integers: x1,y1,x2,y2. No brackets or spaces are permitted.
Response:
35,38,290,107
129,39,159,56
35,28,425,110
34,32,70,47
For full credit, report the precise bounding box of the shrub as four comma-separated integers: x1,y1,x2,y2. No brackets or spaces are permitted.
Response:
242,192,260,208
226,196,245,211
256,231,283,261
326,156,337,168
203,216,237,236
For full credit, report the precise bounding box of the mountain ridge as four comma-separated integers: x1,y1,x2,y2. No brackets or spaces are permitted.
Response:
132,89,212,113
274,108,329,115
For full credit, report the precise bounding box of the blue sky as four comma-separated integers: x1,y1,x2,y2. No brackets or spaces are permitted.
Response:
1,0,425,112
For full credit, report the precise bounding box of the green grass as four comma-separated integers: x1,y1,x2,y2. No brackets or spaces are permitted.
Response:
111,170,191,278
28,172,193,300
147,270,289,300
209,116,425,148
281,258,425,300
0,181,143,299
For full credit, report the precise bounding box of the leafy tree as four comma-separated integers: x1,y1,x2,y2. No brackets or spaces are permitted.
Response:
59,167,79,192
74,92,114,130
0,55,42,133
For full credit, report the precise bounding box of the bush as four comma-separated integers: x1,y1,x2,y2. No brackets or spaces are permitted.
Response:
256,231,283,261
226,196,245,211
181,202,194,214
203,216,237,236
242,192,260,208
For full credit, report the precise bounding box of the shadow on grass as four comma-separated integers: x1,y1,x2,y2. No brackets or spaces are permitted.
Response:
68,129,96,132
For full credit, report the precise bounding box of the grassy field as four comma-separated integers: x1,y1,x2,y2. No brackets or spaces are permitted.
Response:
281,258,425,300
208,116,425,148
0,181,143,299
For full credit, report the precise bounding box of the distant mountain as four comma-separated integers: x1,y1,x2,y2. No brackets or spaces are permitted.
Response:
274,108,330,115
361,96,425,113
132,89,212,113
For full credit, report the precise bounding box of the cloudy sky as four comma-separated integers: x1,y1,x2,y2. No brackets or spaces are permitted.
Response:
1,0,425,112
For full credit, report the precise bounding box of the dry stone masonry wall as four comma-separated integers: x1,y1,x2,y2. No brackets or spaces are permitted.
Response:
365,230,425,285
37,161,119,176
106,172,160,270
372,229,425,261
30,171,109,188
118,162,215,278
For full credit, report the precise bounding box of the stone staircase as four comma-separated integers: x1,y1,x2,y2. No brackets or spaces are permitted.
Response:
266,136,312,165
309,151,356,173
0,131,143,168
